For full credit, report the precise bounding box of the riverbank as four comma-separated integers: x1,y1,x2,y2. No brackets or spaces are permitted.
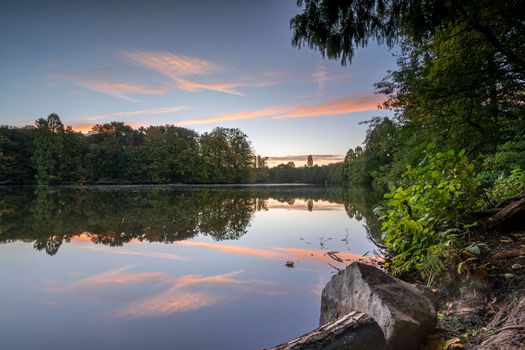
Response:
389,194,525,349
428,227,525,349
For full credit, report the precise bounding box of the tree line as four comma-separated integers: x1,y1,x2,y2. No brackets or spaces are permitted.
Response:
0,115,343,185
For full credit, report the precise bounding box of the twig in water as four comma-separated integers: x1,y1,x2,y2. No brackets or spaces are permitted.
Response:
342,229,350,245
326,251,344,263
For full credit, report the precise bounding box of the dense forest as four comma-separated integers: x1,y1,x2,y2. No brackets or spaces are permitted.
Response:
292,0,525,278
0,115,342,185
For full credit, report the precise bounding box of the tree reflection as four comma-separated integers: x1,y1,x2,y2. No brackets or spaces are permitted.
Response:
0,186,384,254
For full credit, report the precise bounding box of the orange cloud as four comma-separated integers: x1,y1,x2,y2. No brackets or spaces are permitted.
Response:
277,95,383,119
176,107,287,126
176,95,383,126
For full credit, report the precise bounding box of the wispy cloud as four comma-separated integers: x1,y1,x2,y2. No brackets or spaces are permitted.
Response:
82,105,187,121
176,95,383,126
62,75,172,101
176,107,287,126
121,50,278,96
311,63,350,91
312,63,330,90
176,79,245,96
277,95,382,119
121,51,220,79
55,51,277,100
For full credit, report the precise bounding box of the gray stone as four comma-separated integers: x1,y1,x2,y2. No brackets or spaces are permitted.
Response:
320,262,437,350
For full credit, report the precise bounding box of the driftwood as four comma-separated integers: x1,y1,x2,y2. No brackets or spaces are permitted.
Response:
481,194,525,230
267,311,385,350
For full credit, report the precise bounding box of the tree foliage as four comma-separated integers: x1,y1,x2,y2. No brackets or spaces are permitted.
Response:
1,116,344,185
292,0,525,280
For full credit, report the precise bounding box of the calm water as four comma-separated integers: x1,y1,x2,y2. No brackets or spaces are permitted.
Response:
0,186,381,350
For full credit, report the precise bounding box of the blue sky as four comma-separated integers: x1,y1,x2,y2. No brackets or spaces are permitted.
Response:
0,0,396,165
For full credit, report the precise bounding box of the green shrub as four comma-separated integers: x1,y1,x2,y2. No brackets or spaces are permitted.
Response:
486,167,525,205
378,148,482,277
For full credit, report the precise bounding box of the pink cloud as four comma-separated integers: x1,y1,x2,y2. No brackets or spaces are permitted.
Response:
121,50,220,79
176,95,383,126
121,50,278,96
176,106,287,126
62,75,172,101
279,95,382,119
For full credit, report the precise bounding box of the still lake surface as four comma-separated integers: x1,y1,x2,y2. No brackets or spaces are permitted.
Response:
0,186,381,350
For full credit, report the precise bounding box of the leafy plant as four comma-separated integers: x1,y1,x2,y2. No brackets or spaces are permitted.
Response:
486,167,525,205
378,147,482,278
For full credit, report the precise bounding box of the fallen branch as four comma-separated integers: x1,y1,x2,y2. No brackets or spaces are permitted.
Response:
267,311,385,350
490,325,525,336
482,195,525,230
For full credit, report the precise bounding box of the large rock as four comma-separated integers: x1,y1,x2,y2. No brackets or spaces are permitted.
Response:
320,262,437,350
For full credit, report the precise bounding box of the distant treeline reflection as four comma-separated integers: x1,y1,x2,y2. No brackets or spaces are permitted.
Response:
0,187,381,255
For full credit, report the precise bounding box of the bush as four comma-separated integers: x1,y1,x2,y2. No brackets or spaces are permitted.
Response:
378,148,482,277
486,167,525,205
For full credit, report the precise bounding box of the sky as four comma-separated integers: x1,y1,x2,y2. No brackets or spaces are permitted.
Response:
0,0,396,166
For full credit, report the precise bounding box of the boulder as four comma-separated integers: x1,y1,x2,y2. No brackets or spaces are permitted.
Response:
320,262,437,350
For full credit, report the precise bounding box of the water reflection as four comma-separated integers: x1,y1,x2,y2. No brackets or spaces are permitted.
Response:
42,265,280,318
0,186,383,350
0,186,381,255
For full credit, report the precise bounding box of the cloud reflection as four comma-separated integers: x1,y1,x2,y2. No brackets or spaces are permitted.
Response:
43,267,281,318
112,289,227,318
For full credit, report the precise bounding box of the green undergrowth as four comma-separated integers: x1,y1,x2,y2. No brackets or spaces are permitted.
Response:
376,147,524,285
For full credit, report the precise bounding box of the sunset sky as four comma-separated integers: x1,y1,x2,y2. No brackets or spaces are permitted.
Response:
0,0,396,165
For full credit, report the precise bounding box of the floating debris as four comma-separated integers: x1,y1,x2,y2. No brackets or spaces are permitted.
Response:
326,251,344,263
285,261,295,268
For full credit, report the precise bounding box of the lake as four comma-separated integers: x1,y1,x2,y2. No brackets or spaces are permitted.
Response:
0,186,381,350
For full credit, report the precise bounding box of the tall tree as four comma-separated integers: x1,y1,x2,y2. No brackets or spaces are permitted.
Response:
307,154,313,167
33,114,65,184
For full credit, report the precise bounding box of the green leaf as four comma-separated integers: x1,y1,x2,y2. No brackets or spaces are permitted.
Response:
466,245,480,255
